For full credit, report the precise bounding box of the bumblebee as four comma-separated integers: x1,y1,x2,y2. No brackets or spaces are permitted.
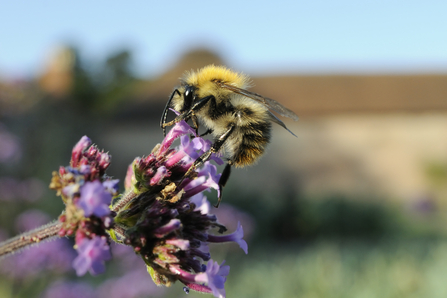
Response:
160,65,298,207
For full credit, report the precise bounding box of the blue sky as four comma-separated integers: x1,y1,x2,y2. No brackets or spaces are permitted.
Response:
1,0,447,78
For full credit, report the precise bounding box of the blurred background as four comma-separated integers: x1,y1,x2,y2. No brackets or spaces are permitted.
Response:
1,0,447,297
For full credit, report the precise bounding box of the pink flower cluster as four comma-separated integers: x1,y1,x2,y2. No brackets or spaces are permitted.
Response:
116,121,247,297
48,121,248,297
50,136,118,276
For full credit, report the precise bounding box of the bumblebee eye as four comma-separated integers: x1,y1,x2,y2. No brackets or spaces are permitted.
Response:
182,86,194,111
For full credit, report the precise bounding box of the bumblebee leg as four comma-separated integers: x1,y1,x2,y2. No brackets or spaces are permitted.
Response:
160,89,181,137
215,163,232,208
200,128,213,137
162,118,182,128
161,95,215,131
181,124,235,203
191,114,200,136
161,111,195,129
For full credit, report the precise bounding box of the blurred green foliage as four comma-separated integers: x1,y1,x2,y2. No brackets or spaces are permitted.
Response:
225,186,444,244
155,239,447,298
224,239,447,298
426,162,447,187
70,47,136,112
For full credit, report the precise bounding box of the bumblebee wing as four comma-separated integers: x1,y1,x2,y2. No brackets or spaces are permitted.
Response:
268,111,297,137
218,82,299,121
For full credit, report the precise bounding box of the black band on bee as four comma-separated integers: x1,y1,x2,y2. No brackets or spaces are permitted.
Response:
240,107,254,116
208,96,234,120
245,122,271,137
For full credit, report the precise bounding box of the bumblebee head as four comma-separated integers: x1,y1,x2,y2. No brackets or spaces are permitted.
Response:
183,65,251,99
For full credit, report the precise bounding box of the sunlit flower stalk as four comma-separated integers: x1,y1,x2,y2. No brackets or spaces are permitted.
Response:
0,221,62,258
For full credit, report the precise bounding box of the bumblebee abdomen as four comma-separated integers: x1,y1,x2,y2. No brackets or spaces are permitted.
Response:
230,121,271,167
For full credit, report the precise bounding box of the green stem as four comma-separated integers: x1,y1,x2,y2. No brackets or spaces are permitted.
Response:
111,189,137,213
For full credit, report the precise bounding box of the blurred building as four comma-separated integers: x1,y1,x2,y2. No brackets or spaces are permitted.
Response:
2,48,447,203
117,50,447,203
38,46,75,98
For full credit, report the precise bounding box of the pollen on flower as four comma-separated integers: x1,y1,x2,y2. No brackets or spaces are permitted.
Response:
109,121,245,298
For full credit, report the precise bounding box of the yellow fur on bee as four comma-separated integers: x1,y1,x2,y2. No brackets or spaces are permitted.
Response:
183,65,251,99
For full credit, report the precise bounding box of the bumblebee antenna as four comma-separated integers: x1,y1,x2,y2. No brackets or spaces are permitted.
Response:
160,89,181,136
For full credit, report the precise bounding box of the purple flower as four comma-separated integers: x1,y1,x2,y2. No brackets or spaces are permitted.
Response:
164,136,196,168
162,127,223,169
112,121,251,297
183,162,221,198
195,260,230,298
124,161,135,191
45,120,249,297
73,236,111,276
150,166,170,186
71,136,92,167
181,135,201,160
198,162,222,188
170,136,224,167
190,193,211,214
190,242,211,261
78,181,112,217
153,219,182,238
98,151,111,169
61,183,80,199
102,179,120,195
207,222,248,254
159,121,196,155
165,239,190,250
47,136,117,275
172,260,229,298
193,137,224,166
179,135,223,165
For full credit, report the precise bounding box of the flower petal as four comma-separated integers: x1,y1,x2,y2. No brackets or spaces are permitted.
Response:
78,181,112,217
